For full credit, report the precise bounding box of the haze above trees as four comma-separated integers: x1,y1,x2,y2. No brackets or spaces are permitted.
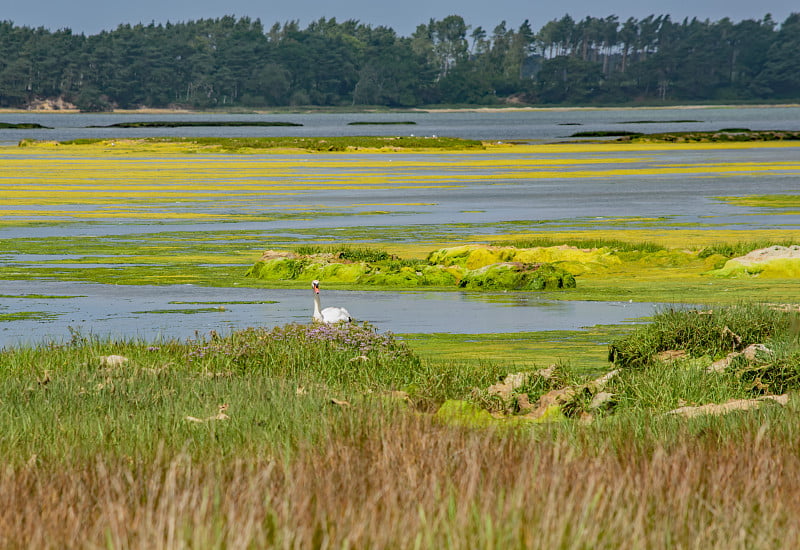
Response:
0,12,798,110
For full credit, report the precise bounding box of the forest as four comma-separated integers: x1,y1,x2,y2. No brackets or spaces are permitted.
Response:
0,12,798,110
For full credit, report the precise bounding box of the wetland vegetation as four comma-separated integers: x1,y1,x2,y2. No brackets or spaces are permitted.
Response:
2,136,800,547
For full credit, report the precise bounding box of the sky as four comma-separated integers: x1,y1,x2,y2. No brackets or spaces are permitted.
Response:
3,0,797,36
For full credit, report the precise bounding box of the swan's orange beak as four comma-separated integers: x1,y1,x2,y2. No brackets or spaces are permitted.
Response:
314,287,319,294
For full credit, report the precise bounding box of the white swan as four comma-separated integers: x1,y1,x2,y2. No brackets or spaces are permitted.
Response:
312,280,352,323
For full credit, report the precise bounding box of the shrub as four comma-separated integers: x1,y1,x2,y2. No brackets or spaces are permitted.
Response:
608,303,794,368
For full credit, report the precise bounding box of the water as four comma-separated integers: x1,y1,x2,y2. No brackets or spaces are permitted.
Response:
1,106,800,144
1,106,797,346
0,280,656,348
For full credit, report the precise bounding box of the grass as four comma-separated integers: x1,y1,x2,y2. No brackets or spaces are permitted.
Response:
34,135,484,152
698,239,800,259
292,244,394,263
608,302,798,368
3,304,800,547
492,236,667,253
625,129,800,143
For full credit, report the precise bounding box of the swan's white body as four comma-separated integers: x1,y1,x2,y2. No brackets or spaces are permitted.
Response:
312,280,352,323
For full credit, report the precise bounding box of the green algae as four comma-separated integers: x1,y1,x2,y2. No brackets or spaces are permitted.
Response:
709,258,800,278
0,312,57,322
716,194,800,209
245,246,576,291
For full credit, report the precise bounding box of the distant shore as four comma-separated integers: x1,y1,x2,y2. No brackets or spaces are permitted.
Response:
0,103,798,115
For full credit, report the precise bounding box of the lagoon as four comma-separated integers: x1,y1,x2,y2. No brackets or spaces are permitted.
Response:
0,280,657,348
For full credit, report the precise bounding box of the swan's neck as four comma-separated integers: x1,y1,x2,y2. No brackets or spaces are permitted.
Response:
313,292,322,318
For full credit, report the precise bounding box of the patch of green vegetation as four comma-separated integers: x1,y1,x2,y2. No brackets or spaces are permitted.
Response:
0,311,56,322
169,300,278,305
492,237,666,253
87,121,303,128
0,122,51,129
347,121,416,125
0,294,81,299
715,195,800,209
133,307,228,315
292,245,393,263
459,262,575,291
45,136,484,152
571,130,643,137
403,325,637,376
623,129,800,143
617,120,702,124
698,239,799,259
608,303,796,368
247,245,576,291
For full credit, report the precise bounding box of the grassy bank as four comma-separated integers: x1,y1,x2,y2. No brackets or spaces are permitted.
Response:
2,301,800,547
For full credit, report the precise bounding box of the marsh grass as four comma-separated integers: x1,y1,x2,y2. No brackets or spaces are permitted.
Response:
0,322,507,462
492,236,666,253
4,313,800,547
699,239,800,259
292,244,394,263
608,303,798,368
3,408,800,549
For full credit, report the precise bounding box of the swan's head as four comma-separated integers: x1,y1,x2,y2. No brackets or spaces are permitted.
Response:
312,279,320,294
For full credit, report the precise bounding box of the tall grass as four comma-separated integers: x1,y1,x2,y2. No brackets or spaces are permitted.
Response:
2,409,800,548
0,323,506,462
608,303,796,368
492,236,666,253
699,239,799,259
4,312,800,547
292,244,393,263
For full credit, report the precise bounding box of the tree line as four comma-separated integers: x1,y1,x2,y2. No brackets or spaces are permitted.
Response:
0,12,798,110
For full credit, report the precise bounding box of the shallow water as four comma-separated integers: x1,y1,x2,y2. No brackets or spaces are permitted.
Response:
0,281,657,347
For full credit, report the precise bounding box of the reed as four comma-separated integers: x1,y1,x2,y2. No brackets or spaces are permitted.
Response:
2,410,800,549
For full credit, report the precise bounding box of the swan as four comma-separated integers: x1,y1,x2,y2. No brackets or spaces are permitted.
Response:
312,280,352,323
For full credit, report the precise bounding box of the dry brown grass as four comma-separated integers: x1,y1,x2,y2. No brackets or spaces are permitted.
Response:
2,412,799,549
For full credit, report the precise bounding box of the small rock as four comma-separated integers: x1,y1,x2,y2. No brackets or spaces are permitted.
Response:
589,391,615,411
667,394,788,418
743,343,771,361
655,350,688,363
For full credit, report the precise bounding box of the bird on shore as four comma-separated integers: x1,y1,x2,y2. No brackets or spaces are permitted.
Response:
312,280,352,323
